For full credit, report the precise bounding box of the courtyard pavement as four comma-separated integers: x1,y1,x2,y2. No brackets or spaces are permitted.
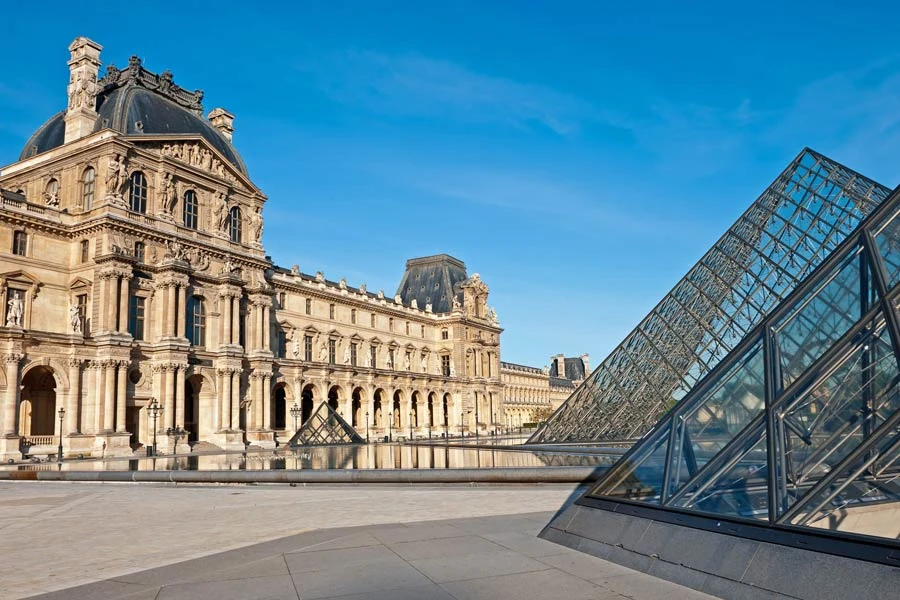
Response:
0,481,717,600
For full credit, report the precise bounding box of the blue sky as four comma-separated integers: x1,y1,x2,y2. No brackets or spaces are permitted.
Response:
1,1,899,368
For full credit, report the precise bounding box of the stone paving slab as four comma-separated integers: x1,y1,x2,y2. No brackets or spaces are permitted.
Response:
2,482,720,600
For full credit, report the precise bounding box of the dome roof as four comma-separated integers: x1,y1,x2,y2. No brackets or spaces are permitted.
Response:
19,58,247,175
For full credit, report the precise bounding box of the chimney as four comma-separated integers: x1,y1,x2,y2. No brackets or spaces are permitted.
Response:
553,354,565,378
63,37,103,143
580,353,590,376
208,108,235,141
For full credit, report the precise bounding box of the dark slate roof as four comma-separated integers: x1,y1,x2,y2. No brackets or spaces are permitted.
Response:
19,59,247,175
395,254,468,314
550,357,586,381
549,377,576,390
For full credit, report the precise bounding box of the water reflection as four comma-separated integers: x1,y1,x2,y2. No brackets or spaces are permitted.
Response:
8,443,620,472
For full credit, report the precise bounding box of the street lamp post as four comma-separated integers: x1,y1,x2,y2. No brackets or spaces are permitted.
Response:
388,409,393,443
57,407,66,463
147,399,161,456
365,410,369,443
408,411,413,441
290,402,301,432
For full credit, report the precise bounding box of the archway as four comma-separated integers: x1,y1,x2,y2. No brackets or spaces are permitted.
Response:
301,384,315,424
327,386,340,413
351,387,363,427
392,390,402,429
273,384,287,430
443,393,451,431
184,376,202,443
373,388,385,431
20,366,57,437
411,391,420,428
427,392,436,427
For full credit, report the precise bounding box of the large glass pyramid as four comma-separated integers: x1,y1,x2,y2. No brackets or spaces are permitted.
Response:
532,149,891,443
579,184,900,543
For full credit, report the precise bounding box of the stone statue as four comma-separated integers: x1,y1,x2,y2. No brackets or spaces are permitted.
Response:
394,294,403,305
105,154,127,199
452,295,462,311
212,192,228,231
386,350,393,370
166,240,188,261
411,299,418,309
291,336,301,358
6,291,23,327
318,340,328,362
339,278,347,290
420,355,427,372
359,283,366,294
69,304,82,334
220,258,238,275
44,189,60,207
343,343,351,365
363,344,372,368
449,360,456,377
377,290,384,300
250,208,263,243
404,354,411,371
488,307,498,324
161,173,177,214
315,271,325,282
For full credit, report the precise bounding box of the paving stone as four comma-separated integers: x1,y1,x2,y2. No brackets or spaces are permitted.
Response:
596,570,718,600
388,534,505,561
536,551,638,580
291,561,431,599
369,522,468,544
482,530,573,557
409,549,550,583
440,568,625,600
284,545,401,574
155,574,298,600
313,583,456,600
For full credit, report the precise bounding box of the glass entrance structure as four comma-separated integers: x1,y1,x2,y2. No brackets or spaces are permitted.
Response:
532,149,891,444
580,181,900,545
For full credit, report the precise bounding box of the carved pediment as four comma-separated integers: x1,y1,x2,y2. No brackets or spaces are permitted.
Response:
132,137,257,192
68,276,93,291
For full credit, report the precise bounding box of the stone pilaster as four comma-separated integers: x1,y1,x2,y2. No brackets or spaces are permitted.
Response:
115,361,127,432
67,358,81,434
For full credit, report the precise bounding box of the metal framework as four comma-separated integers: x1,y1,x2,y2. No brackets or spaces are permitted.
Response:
584,185,900,544
288,401,364,446
532,149,891,443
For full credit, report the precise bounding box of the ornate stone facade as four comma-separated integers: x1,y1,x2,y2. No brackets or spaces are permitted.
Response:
0,38,504,459
501,354,589,427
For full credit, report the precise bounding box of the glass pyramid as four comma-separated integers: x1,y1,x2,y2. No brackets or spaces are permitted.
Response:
583,186,900,542
532,149,891,443
288,401,364,446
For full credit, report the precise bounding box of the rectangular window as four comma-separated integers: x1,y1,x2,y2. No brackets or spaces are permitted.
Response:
128,295,145,340
421,324,425,338
441,329,449,340
405,322,410,335
305,298,312,315
278,292,286,309
304,335,312,361
441,355,451,377
329,304,335,319
389,318,394,332
80,240,89,263
370,345,377,369
389,348,395,369
351,308,357,324
12,231,26,256
277,330,286,358
370,313,376,328
133,241,145,262
328,339,336,363
350,343,357,366
76,293,88,333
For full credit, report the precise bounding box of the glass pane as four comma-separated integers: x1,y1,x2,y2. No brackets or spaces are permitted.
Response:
774,250,869,387
779,323,899,500
671,427,769,521
787,422,900,541
873,205,900,288
589,421,672,505
667,339,765,498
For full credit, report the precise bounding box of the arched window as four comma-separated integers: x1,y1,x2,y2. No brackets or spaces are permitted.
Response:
128,172,147,213
81,168,95,209
187,296,206,346
227,206,242,242
182,190,198,229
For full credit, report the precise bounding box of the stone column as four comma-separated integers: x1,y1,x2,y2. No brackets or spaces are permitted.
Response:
175,365,186,428
167,285,178,337
175,284,186,338
103,361,116,431
263,305,271,351
230,370,241,431
108,275,120,333
97,275,109,332
117,274,130,332
218,369,230,430
262,374,271,430
115,361,127,432
2,354,21,435
82,363,96,434
159,282,170,340
67,359,81,434
221,294,232,346
163,365,175,429
247,373,259,429
231,297,240,346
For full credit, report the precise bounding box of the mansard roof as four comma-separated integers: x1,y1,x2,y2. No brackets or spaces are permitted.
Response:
395,254,468,314
20,56,247,175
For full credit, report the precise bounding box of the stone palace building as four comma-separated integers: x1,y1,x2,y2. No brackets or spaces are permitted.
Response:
0,38,582,460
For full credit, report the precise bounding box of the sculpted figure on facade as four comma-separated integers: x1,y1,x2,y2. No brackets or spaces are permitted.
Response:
421,355,428,373
161,173,177,215
250,208,263,244
68,71,98,110
6,291,23,327
452,295,462,311
212,192,228,232
404,353,411,371
343,342,351,365
69,304,82,334
358,283,366,294
105,154,128,201
363,343,372,367
449,359,456,377
291,334,301,359
318,338,328,362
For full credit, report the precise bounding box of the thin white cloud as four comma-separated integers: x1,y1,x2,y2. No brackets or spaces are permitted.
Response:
302,50,605,135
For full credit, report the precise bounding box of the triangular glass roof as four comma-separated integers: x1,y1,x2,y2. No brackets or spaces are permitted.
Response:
288,401,364,446
532,149,891,443
580,185,900,543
